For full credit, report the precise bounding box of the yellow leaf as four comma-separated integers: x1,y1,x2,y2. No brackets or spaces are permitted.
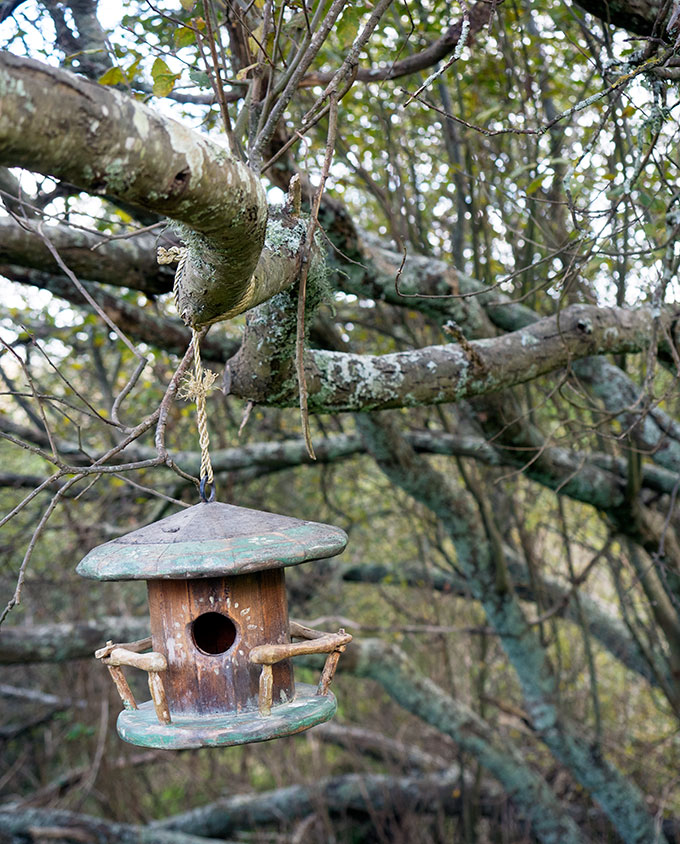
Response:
151,57,181,97
236,61,259,81
152,57,171,77
98,66,126,86
248,23,264,57
174,26,195,48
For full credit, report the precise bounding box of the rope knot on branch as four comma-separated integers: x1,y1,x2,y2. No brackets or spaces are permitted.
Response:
156,246,187,265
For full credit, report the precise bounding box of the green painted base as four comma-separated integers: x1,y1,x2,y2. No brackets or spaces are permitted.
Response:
116,683,337,749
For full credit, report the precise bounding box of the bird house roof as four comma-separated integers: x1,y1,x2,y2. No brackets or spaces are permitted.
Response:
76,501,348,581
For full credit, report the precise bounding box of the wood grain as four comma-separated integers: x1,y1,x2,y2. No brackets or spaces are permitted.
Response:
147,571,294,716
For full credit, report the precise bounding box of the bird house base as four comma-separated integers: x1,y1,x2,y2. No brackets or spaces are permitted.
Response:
116,683,337,749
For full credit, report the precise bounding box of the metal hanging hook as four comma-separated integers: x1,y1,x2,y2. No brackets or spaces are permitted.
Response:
199,477,216,503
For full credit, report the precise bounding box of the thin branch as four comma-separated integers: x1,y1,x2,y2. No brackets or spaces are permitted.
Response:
296,92,339,458
0,476,82,624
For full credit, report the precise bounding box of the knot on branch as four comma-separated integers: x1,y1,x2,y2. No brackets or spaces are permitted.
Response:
443,319,487,374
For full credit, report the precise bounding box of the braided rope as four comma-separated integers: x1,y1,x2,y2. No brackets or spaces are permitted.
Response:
173,248,189,317
160,247,216,497
192,330,214,487
179,329,216,495
157,245,189,317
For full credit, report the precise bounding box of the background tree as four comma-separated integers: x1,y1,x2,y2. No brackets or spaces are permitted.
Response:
1,1,680,842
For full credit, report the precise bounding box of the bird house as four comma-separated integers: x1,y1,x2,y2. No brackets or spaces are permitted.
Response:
77,501,351,749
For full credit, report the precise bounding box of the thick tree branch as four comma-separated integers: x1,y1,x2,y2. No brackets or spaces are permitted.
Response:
0,263,237,362
0,809,232,844
0,52,311,326
2,551,660,689
338,232,544,335
576,356,680,477
228,303,678,411
301,1,496,86
0,217,173,296
575,0,673,35
159,637,583,843
312,721,450,771
5,782,679,844
3,406,677,521
330,230,497,338
0,616,149,664
342,556,669,688
0,775,506,843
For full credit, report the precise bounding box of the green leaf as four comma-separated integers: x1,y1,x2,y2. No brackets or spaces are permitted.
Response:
189,68,210,87
151,57,181,97
180,0,196,9
174,26,195,48
526,174,547,195
98,66,126,86
152,57,171,78
125,52,142,81
638,191,655,209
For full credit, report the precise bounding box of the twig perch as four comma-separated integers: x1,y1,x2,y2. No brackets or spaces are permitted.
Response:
250,624,352,717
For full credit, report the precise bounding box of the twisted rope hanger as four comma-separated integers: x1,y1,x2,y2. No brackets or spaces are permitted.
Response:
159,246,216,502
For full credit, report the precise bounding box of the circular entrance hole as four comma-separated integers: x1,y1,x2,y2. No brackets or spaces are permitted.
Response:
191,612,237,655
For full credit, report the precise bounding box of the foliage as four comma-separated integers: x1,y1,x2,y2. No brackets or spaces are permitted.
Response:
1,1,680,842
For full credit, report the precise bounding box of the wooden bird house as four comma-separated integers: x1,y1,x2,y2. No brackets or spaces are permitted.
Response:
77,501,351,749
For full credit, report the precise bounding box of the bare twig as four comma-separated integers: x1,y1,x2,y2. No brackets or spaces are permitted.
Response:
0,476,82,624
252,0,349,166
295,92,339,459
111,357,149,429
402,49,673,135
202,0,236,151
33,220,145,361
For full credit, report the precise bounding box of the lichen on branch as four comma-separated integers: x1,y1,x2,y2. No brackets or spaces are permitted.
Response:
0,51,313,327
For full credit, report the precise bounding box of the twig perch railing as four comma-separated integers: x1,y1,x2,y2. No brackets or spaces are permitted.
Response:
95,622,351,724
250,622,352,716
95,638,171,725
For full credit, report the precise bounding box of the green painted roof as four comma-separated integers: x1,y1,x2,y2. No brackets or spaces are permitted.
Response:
76,501,347,581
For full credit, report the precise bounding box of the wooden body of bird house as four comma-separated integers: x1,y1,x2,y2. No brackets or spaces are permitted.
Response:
77,501,351,749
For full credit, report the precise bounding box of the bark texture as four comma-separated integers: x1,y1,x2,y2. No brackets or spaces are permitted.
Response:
0,616,149,663
0,217,173,295
228,302,678,411
575,0,671,34
0,808,232,844
0,52,277,326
